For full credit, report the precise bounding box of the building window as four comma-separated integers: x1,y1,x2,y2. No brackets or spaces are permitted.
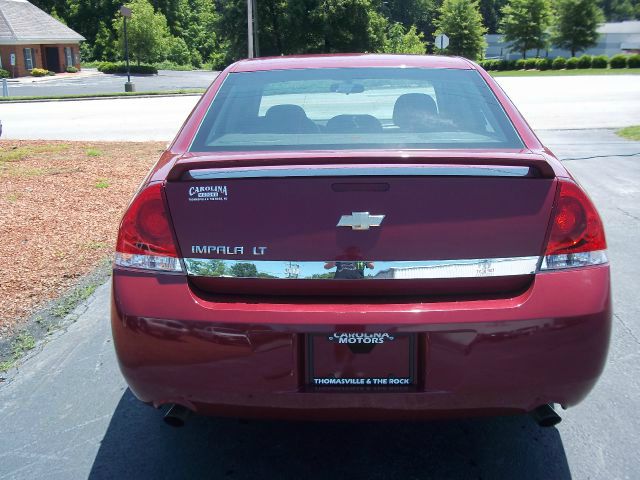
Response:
23,48,34,70
64,47,73,67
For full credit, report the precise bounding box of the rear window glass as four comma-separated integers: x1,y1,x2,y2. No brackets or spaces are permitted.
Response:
190,67,523,152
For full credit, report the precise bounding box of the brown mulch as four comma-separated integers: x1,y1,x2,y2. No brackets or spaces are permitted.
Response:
0,140,165,337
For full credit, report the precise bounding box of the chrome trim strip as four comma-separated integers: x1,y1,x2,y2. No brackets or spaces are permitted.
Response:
186,165,532,180
183,256,539,280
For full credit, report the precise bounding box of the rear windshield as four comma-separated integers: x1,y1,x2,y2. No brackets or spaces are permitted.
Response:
190,67,524,152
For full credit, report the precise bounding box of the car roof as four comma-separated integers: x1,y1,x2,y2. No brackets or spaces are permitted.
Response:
230,54,475,72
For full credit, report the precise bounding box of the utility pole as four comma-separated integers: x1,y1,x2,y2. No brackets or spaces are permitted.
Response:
252,0,260,57
247,0,254,58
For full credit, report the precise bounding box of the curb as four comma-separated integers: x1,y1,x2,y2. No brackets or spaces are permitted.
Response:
0,92,204,104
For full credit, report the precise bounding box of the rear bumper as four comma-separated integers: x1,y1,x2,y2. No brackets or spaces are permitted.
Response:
111,265,611,420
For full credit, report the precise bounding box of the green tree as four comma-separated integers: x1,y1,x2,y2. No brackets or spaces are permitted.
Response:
499,0,552,58
219,0,389,63
611,0,636,19
552,0,604,57
381,0,439,38
93,20,118,61
310,0,388,53
174,0,224,66
479,0,507,33
167,36,191,65
114,0,172,64
435,0,487,60
382,23,427,53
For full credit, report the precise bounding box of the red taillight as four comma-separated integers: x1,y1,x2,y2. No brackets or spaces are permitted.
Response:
545,180,606,256
116,183,178,257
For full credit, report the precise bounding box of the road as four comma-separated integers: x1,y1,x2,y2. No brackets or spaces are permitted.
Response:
1,75,639,140
0,129,639,479
5,69,219,97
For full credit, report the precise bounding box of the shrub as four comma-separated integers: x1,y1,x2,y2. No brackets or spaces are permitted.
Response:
577,55,592,69
190,50,203,69
515,58,526,70
154,61,193,71
46,71,56,76
66,66,78,73
479,59,501,71
609,54,628,69
97,61,117,73
566,57,579,69
97,62,158,74
31,68,48,77
628,54,640,68
0,68,10,78
503,59,517,71
130,65,157,74
552,57,567,70
496,59,508,70
524,58,539,70
536,58,552,71
591,55,608,68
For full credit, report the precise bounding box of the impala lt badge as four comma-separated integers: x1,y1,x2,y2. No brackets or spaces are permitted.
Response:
337,212,385,231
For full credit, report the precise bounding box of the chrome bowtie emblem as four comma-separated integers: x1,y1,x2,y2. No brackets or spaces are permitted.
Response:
337,212,385,231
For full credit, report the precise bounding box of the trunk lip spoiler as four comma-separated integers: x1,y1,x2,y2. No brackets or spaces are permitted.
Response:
183,164,536,181
167,151,558,181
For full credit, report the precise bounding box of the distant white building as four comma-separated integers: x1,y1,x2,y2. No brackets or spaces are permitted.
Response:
485,20,640,59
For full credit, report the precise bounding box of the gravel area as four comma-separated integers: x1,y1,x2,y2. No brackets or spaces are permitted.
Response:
0,140,164,337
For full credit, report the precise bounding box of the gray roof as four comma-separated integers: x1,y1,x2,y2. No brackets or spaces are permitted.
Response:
598,21,640,34
0,0,84,44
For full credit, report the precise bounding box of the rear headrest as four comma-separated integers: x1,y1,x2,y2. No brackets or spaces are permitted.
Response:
392,93,438,130
265,104,309,122
264,104,317,133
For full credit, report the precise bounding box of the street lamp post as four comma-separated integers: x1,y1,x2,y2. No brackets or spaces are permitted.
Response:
120,5,135,92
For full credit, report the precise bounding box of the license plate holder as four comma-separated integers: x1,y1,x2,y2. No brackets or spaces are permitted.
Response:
308,333,416,389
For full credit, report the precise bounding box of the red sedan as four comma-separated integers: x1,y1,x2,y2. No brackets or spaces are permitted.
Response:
111,54,610,427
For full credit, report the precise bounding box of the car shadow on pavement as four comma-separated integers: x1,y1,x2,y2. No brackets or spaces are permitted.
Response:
88,390,571,480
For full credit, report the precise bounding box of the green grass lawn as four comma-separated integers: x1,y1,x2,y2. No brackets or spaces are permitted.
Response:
490,68,640,77
617,126,640,141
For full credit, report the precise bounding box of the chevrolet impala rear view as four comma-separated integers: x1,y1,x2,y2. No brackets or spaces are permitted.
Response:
111,55,611,427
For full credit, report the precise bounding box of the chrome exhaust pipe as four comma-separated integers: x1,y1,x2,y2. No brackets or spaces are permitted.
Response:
530,404,561,427
163,404,191,427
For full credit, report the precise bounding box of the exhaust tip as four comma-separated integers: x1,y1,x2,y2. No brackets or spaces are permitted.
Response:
163,404,191,427
530,404,561,427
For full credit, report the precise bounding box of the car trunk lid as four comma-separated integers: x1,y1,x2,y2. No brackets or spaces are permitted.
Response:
164,154,557,297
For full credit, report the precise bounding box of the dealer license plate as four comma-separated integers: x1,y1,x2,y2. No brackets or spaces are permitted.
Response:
308,332,416,388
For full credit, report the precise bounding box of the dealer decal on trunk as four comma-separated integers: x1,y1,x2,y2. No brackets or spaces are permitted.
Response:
188,185,228,202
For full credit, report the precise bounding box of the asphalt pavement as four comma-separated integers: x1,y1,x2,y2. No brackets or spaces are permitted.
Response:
4,69,219,97
1,75,639,140
0,129,639,479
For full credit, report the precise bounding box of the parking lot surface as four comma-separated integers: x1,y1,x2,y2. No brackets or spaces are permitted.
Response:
0,129,638,480
5,69,219,97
